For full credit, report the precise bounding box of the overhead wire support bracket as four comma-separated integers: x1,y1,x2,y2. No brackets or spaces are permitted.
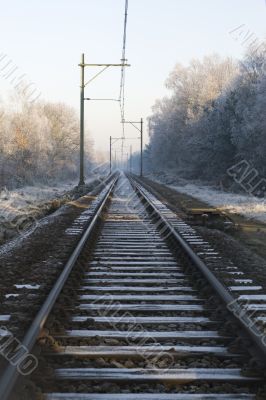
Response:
78,53,130,186
122,120,142,133
111,137,124,145
119,0,129,142
84,98,120,101
81,63,130,67
82,63,130,87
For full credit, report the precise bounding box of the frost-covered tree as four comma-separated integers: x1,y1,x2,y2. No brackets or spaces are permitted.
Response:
148,46,266,187
0,96,93,188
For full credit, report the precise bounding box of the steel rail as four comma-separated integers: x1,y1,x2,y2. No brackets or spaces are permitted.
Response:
0,176,118,400
129,175,266,361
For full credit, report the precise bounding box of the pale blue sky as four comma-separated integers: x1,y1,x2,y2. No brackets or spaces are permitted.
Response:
0,0,265,154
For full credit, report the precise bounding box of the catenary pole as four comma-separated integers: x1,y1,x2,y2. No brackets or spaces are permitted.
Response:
140,117,143,177
79,53,85,186
109,136,112,175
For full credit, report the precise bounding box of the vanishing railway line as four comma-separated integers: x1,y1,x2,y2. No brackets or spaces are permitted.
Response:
0,173,266,399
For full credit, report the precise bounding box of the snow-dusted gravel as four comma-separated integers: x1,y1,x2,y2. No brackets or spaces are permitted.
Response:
169,183,266,224
0,182,75,220
147,173,266,224
0,176,102,245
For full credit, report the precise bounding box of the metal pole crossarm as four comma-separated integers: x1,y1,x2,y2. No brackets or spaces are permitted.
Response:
121,137,140,140
122,121,141,124
84,98,120,101
81,63,130,67
112,138,123,145
83,63,130,87
121,120,141,132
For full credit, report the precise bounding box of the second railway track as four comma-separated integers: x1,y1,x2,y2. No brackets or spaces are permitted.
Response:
1,172,266,399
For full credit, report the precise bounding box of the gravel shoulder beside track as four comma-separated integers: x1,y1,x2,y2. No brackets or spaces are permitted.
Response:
0,176,110,337
0,176,107,247
139,176,266,293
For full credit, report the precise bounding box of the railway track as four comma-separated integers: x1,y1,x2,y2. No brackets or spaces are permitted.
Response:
0,172,266,399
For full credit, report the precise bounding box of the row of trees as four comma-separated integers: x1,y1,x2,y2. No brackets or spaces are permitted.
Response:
0,97,93,188
147,44,266,187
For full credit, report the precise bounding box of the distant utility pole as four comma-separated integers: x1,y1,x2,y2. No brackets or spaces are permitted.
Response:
78,53,130,186
109,136,124,174
130,144,132,173
122,118,143,177
79,54,85,185
109,136,112,175
140,118,143,177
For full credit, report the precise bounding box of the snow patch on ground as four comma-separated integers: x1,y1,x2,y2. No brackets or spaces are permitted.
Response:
0,182,74,220
0,176,101,246
148,172,266,224
170,182,266,224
